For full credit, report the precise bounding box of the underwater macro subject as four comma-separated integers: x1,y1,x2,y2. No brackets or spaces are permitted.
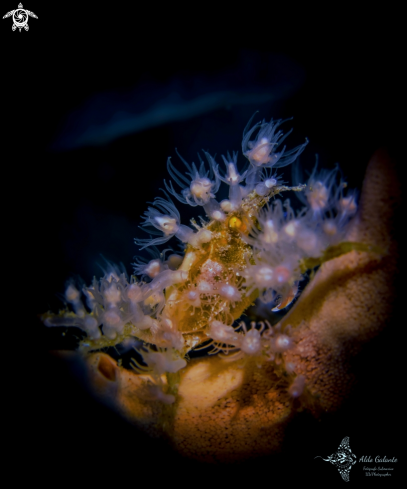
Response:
42,115,401,463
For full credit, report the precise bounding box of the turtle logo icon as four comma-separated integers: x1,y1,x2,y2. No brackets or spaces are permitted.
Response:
3,3,38,31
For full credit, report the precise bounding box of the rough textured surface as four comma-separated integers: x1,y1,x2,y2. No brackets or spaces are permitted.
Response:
282,148,401,413
82,149,401,462
173,356,294,462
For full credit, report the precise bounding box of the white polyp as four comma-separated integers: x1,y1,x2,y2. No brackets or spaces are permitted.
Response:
220,199,236,213
265,219,274,229
338,196,357,214
262,220,279,244
198,229,213,243
83,287,97,311
83,315,98,330
209,320,236,343
136,196,182,249
103,309,122,326
255,266,274,287
104,270,120,283
65,285,86,317
288,374,306,398
219,284,241,302
265,178,277,188
212,210,226,222
250,138,272,166
322,220,337,236
187,290,198,300
241,328,262,355
83,316,100,339
145,259,162,278
284,221,298,238
307,181,329,211
226,163,240,184
142,349,187,376
141,315,155,330
256,177,278,196
274,334,292,352
65,284,80,303
161,317,173,330
102,309,124,338
103,283,121,307
185,290,201,308
154,215,179,235
126,283,143,303
190,177,212,202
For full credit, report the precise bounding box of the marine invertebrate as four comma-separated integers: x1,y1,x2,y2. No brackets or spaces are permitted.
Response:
42,116,400,463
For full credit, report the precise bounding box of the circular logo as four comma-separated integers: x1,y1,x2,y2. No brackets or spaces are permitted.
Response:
12,8,28,28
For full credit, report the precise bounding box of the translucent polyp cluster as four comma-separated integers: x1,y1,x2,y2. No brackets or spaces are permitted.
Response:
43,115,361,403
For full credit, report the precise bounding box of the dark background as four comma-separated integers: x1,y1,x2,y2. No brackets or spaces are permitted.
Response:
3,3,403,486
